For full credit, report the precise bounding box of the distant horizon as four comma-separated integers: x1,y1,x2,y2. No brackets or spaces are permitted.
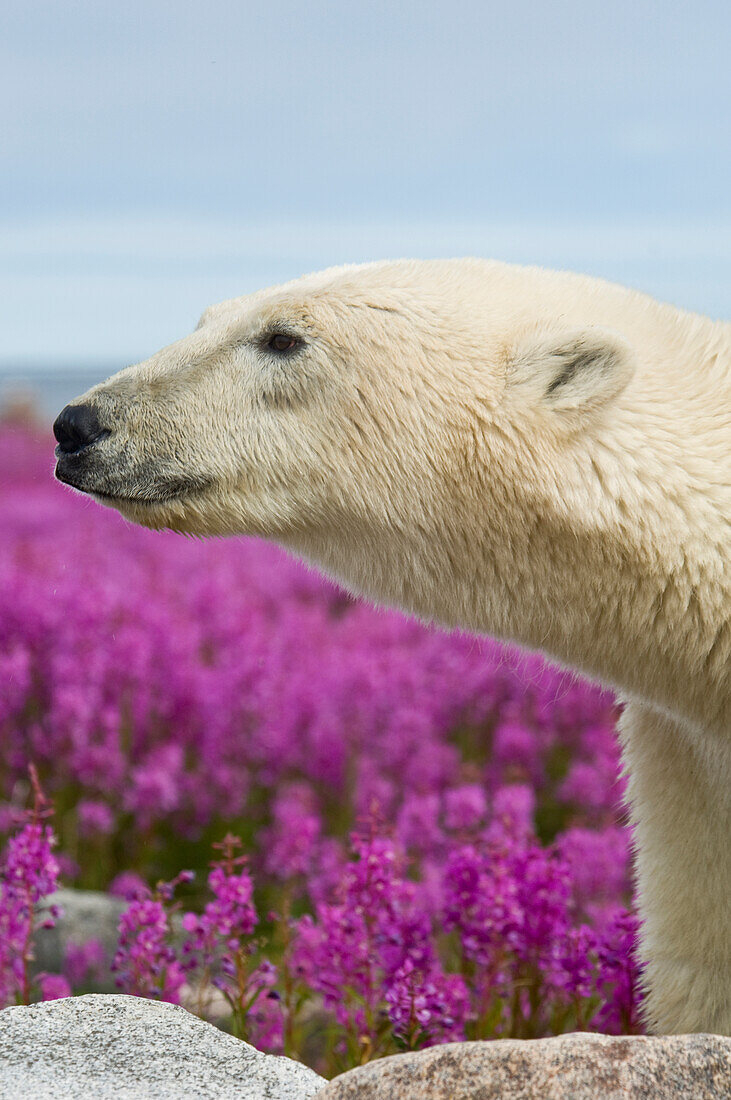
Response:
0,363,120,421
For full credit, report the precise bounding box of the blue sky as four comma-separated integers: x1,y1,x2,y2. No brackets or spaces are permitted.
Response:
3,0,731,363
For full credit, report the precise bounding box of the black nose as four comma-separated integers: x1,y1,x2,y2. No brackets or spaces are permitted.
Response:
53,404,108,455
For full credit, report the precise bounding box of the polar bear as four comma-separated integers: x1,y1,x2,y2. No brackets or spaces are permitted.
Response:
53,259,730,1036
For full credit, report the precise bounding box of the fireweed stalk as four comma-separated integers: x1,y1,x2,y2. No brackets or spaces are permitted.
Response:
179,834,280,1045
110,870,193,1001
0,766,70,1006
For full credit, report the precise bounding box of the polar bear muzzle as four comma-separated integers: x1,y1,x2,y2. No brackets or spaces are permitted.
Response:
53,397,210,508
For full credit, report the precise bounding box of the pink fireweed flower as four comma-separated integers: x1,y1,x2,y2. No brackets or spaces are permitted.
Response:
76,799,115,837
384,957,469,1046
112,875,192,1002
490,784,536,837
556,826,631,916
36,972,72,1000
395,792,442,857
2,820,61,905
442,841,522,971
592,907,643,1034
292,830,442,1045
182,837,257,961
263,785,322,881
64,938,108,986
443,784,487,832
108,870,149,901
490,721,542,784
443,825,577,1033
547,921,599,1019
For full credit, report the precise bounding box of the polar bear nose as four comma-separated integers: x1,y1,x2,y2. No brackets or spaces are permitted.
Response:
53,404,109,454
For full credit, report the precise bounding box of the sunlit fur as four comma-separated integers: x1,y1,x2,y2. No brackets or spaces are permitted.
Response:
66,259,730,1035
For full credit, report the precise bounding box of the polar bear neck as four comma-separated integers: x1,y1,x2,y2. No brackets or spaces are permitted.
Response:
289,311,730,738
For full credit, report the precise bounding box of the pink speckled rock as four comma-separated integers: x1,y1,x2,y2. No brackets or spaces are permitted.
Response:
315,1033,731,1100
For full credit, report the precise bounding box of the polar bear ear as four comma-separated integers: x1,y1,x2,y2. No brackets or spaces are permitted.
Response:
506,326,635,413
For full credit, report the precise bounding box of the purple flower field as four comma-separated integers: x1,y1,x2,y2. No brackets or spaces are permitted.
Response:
0,421,642,1074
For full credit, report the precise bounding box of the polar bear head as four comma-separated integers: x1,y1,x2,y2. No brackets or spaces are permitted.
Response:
54,259,634,608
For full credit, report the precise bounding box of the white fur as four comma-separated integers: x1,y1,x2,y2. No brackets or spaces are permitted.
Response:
72,259,731,1034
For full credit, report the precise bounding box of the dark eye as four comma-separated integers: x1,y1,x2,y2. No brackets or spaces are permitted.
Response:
267,333,299,353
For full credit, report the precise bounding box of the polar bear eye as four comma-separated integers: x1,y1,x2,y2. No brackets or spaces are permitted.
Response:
267,333,299,353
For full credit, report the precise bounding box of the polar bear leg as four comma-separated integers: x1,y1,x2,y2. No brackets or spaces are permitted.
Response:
619,701,731,1035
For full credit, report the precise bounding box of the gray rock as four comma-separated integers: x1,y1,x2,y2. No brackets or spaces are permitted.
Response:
34,889,127,989
0,994,326,1100
314,1032,731,1100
